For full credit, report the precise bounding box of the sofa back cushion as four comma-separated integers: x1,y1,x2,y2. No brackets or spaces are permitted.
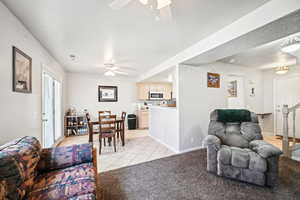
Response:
37,144,93,172
0,137,41,200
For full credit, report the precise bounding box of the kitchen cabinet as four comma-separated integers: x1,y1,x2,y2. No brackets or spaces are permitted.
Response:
137,83,149,100
138,110,149,129
136,82,172,100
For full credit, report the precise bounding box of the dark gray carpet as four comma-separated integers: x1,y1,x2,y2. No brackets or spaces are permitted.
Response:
98,149,300,200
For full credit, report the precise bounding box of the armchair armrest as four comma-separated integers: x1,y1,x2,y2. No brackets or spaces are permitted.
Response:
203,135,221,150
37,143,93,172
203,135,221,173
249,140,282,159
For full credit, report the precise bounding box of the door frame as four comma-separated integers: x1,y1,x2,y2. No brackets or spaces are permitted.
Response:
41,64,64,147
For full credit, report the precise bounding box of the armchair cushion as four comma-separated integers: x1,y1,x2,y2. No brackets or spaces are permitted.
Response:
217,145,267,172
37,144,93,172
249,140,282,158
241,122,263,141
223,123,249,148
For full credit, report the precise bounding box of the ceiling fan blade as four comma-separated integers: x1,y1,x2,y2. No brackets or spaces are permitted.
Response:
114,70,129,75
114,66,136,71
109,0,133,10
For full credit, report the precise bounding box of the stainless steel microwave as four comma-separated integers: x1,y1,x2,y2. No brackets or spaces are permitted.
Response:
149,92,164,100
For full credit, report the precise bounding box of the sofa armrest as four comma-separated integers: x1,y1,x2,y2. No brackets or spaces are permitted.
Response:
249,140,282,159
37,143,93,172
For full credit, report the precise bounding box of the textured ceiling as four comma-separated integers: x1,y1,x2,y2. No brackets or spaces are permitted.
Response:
218,34,300,69
1,0,270,75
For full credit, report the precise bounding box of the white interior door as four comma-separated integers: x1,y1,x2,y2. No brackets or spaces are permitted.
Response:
42,72,62,148
274,76,300,138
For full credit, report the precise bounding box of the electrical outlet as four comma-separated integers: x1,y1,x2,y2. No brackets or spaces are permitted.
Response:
191,137,194,143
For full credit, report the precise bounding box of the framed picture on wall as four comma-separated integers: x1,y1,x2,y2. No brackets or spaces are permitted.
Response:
12,46,32,93
98,86,118,102
207,72,220,88
228,80,237,97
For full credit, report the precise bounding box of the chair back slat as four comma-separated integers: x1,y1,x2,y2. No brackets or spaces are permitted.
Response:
99,111,111,116
99,115,116,134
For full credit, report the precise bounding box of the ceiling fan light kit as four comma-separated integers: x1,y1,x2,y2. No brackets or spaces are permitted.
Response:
281,37,300,53
139,0,148,5
275,66,289,75
104,70,116,76
110,0,172,21
157,0,171,10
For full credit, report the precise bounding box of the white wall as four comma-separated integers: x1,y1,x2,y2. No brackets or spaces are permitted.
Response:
149,106,179,152
0,2,66,145
67,73,136,119
178,62,263,151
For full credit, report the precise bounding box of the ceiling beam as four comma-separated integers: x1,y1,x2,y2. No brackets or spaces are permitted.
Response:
138,0,300,81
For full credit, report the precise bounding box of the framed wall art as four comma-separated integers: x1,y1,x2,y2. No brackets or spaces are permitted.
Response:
207,72,220,88
98,86,118,102
228,80,237,97
12,46,32,93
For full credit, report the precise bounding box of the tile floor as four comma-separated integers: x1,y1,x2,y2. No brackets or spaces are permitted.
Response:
59,129,175,172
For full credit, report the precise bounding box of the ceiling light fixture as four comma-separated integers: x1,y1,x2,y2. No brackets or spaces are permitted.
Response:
104,71,115,76
139,0,148,5
157,0,171,9
275,66,289,75
69,54,76,61
281,37,300,53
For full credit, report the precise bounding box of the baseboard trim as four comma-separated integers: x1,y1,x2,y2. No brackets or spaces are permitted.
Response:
179,146,205,154
149,135,180,153
148,135,205,154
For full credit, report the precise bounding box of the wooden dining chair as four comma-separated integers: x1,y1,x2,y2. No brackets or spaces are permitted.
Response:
99,114,117,154
117,112,126,139
98,111,111,116
86,113,97,143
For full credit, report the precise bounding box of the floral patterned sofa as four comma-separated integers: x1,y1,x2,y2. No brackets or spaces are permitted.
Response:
0,136,98,200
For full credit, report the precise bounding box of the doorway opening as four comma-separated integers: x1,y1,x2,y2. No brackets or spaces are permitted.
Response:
42,71,62,148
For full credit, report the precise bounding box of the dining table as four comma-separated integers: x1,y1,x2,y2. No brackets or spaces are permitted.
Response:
88,118,125,146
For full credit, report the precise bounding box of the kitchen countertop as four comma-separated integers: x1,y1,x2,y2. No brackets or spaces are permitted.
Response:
149,106,177,109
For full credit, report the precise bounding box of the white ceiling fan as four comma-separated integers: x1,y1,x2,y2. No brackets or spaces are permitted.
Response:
102,62,133,76
109,0,173,21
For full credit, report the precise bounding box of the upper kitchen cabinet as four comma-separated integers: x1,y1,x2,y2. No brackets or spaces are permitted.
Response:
136,82,172,100
137,82,150,100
